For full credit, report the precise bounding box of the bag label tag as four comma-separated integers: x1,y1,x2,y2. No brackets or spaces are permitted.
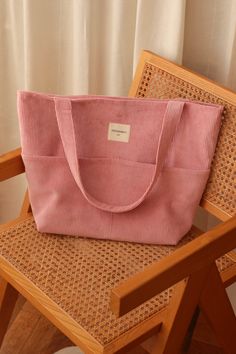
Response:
108,122,130,143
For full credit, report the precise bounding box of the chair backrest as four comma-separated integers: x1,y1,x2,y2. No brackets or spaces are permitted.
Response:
129,51,236,222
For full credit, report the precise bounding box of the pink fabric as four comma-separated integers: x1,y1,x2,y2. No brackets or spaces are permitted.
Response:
17,91,223,245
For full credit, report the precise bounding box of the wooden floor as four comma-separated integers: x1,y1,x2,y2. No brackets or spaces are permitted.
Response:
0,296,223,354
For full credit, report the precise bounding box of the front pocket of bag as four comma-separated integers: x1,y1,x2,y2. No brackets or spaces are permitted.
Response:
22,155,156,208
78,157,156,207
110,167,210,244
22,155,82,208
155,166,210,207
22,155,112,236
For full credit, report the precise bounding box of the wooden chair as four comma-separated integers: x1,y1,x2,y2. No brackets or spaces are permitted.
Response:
0,50,236,354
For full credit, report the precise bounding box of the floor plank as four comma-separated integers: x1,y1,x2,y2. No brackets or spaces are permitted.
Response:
0,299,73,354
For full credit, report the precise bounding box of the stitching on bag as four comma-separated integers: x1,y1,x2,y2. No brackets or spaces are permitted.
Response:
109,212,113,239
168,104,183,156
22,155,66,159
21,155,210,173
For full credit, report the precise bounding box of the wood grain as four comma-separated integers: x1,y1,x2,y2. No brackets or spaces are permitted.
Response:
149,266,212,354
1,298,225,354
111,216,236,317
199,264,236,354
0,281,19,346
0,148,24,182
20,191,31,217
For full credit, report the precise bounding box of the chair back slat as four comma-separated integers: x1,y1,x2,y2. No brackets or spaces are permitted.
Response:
129,51,236,221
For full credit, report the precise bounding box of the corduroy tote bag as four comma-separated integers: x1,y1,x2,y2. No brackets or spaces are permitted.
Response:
17,92,223,245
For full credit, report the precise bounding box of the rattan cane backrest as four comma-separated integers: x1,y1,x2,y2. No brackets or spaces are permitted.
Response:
129,51,236,221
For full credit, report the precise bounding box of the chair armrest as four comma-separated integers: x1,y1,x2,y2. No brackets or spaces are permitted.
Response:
110,216,236,317
0,148,25,181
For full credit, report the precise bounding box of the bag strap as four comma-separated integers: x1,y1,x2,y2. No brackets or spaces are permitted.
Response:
54,98,184,213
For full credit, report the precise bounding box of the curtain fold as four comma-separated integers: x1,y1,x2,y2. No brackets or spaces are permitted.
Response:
183,0,236,90
133,0,186,70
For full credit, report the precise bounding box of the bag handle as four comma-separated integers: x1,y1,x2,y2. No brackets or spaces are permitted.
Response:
54,98,184,213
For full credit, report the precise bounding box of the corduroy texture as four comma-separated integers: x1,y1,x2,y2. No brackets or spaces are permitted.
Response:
17,92,223,244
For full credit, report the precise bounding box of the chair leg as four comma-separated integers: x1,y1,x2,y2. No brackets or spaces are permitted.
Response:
148,265,212,354
199,263,236,354
20,190,31,217
0,190,29,347
181,307,200,353
0,278,19,346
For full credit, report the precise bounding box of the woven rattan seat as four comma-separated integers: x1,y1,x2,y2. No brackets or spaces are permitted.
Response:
0,216,235,347
1,51,236,354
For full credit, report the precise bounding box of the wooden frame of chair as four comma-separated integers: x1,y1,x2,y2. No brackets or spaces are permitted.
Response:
0,51,236,353
111,216,236,354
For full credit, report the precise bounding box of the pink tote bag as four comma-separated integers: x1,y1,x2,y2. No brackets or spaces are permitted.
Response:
18,91,223,245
